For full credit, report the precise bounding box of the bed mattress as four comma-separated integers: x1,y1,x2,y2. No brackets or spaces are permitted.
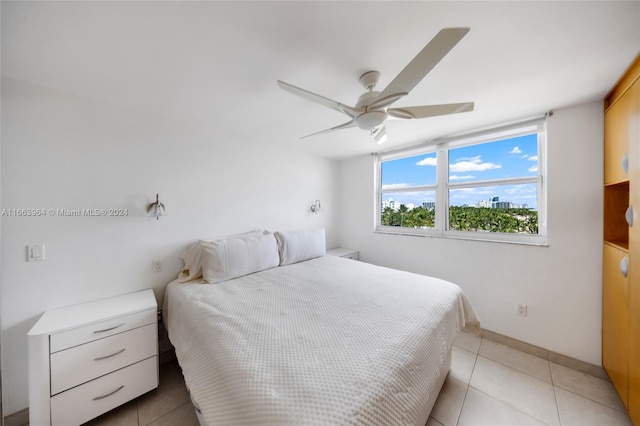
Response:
164,255,479,425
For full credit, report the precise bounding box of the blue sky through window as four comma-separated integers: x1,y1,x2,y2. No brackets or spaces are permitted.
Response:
381,134,538,209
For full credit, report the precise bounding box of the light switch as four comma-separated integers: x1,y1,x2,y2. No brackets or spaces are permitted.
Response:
27,244,45,262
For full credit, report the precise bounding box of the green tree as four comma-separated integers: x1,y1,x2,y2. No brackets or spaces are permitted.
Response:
383,204,537,234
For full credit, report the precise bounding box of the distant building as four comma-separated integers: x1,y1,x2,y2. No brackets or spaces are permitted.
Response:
473,196,529,209
494,201,512,209
382,199,401,211
423,201,436,209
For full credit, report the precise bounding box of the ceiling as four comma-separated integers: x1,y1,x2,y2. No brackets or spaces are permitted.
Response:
2,1,639,160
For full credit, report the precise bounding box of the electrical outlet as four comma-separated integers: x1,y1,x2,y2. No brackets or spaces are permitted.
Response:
517,304,528,317
152,259,162,272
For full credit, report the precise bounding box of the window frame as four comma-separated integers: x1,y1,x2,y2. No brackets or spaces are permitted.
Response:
375,117,547,245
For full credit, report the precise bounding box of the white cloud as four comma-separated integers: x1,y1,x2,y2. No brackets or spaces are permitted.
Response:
509,146,522,155
449,175,476,180
451,187,496,194
528,155,538,161
505,184,536,195
416,156,437,166
450,156,501,172
382,190,434,206
528,165,538,172
381,183,411,190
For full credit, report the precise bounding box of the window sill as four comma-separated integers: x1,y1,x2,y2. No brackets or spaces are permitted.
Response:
374,227,548,246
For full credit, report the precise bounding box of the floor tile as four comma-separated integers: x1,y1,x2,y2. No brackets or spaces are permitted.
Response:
426,416,445,426
454,330,482,354
28,341,635,426
83,400,138,426
479,339,551,383
550,362,626,412
430,376,468,426
458,387,547,426
137,361,190,425
555,387,632,426
450,346,477,385
146,401,200,426
470,356,560,426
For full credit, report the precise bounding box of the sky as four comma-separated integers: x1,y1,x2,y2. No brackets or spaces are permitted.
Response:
381,134,539,209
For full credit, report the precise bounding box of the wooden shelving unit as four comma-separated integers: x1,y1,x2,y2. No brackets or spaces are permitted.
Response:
602,54,640,425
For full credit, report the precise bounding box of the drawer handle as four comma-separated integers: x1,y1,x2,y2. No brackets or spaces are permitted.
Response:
92,385,124,401
620,256,629,278
94,348,126,361
626,206,634,227
92,323,125,334
621,153,629,174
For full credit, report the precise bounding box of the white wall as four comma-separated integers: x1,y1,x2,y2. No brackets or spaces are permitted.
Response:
337,100,604,365
0,78,338,415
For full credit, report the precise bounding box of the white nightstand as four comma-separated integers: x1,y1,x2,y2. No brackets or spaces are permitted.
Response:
28,289,159,426
327,247,359,260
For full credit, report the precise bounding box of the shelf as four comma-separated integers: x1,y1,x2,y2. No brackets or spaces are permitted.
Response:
604,181,630,248
604,240,630,253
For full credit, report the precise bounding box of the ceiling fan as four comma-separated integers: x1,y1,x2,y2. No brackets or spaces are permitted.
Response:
277,27,474,145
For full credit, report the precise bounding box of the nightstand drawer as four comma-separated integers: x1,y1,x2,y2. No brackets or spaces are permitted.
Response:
50,356,158,426
50,309,155,353
50,323,157,395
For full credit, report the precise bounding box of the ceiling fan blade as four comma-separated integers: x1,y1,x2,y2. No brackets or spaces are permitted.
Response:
301,119,357,139
277,80,357,117
369,28,470,109
371,123,388,145
387,102,474,119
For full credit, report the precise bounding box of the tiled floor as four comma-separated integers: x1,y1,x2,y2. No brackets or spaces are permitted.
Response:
82,332,632,426
83,360,199,426
429,331,633,426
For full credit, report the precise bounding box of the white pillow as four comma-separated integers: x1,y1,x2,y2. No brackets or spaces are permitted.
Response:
177,229,262,282
201,232,280,284
275,228,326,266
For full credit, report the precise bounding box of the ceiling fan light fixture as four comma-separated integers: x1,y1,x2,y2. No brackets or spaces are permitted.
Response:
355,111,387,130
372,125,387,145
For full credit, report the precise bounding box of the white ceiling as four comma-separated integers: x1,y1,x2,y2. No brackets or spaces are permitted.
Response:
2,1,639,160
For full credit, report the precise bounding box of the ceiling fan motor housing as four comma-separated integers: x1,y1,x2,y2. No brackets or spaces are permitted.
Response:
356,90,381,108
355,89,388,130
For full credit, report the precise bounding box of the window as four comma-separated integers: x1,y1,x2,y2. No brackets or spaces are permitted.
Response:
376,118,546,244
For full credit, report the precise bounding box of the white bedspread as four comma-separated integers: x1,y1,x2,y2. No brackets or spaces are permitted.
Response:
164,255,479,426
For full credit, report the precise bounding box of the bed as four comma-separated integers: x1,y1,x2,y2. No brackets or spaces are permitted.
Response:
163,229,479,426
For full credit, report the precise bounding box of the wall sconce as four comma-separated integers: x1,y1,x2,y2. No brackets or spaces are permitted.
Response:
147,193,166,220
310,199,321,214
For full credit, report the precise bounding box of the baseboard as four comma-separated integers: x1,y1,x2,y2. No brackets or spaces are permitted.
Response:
481,329,610,382
4,407,27,426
